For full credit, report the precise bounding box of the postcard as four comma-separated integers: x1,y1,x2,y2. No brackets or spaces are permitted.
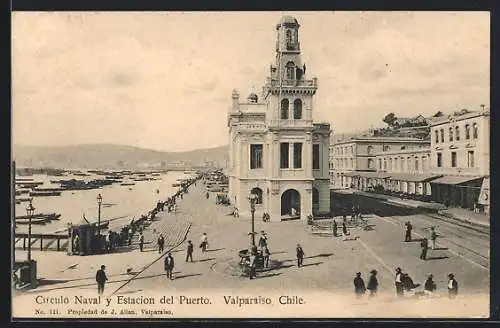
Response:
11,11,490,319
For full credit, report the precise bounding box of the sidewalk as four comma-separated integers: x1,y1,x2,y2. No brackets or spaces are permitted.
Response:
438,207,490,228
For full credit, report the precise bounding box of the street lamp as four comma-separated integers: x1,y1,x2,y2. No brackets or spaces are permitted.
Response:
97,194,102,236
26,199,35,263
248,193,258,247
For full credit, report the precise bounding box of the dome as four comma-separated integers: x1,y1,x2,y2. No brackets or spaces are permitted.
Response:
247,93,258,103
276,15,300,29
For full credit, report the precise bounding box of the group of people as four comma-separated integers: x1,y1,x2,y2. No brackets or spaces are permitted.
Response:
353,270,379,298
404,221,439,261
395,267,458,299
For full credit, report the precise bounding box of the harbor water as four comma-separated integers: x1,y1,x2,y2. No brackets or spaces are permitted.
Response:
14,171,190,234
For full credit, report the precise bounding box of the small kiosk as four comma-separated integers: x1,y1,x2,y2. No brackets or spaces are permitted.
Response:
67,221,106,255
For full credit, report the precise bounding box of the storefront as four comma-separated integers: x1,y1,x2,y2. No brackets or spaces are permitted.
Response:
430,175,484,209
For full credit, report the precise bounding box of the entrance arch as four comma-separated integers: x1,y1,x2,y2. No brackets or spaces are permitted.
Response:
281,189,301,216
250,187,263,205
312,188,319,215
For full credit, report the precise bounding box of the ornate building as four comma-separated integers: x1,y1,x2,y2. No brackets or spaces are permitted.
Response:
227,16,331,221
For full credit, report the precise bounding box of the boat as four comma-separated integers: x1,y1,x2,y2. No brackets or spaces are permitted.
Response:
16,197,31,203
16,213,61,221
15,178,34,182
15,218,49,225
120,182,136,186
29,191,62,197
32,187,65,192
15,189,30,196
172,183,181,187
15,181,44,187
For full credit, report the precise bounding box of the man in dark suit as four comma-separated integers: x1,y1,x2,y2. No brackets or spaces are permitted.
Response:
296,244,305,268
353,272,366,298
164,253,175,280
186,240,194,262
95,265,108,295
395,267,403,297
420,238,429,260
404,221,413,242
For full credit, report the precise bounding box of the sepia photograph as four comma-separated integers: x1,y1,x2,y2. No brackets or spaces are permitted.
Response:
11,11,490,319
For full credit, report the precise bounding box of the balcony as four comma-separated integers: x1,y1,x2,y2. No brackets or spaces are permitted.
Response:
269,119,313,129
265,77,318,88
236,123,267,133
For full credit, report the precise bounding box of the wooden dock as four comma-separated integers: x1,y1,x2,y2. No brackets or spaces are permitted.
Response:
14,232,69,252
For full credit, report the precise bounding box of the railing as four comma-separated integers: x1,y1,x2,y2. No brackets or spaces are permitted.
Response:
265,78,317,88
269,119,313,128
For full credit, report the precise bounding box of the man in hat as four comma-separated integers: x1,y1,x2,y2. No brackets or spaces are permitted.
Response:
430,227,438,250
395,267,403,297
353,272,366,298
296,244,305,268
447,273,458,299
420,238,429,260
200,233,208,253
138,232,145,252
164,252,175,280
332,220,338,237
258,231,268,251
157,234,165,254
404,221,413,242
367,269,379,298
424,273,437,296
186,240,194,262
95,265,108,295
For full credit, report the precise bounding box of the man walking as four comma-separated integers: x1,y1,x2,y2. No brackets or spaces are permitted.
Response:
95,265,108,295
157,234,165,254
139,232,145,252
404,221,413,242
420,238,429,260
424,273,437,296
367,269,379,298
447,273,458,299
296,244,305,268
248,251,257,280
395,267,403,297
258,231,268,251
353,272,366,298
430,227,438,250
186,240,194,262
164,252,175,280
332,220,338,237
262,245,270,269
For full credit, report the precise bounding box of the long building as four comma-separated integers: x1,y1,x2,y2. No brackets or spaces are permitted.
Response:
227,16,331,221
329,136,430,189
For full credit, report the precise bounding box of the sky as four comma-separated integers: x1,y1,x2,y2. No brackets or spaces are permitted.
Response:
12,11,489,152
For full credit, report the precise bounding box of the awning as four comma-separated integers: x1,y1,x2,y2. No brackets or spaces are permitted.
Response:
343,171,391,179
387,173,442,183
430,175,483,185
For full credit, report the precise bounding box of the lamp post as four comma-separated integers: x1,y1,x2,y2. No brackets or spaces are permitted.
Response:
248,193,258,247
97,194,102,237
26,199,35,263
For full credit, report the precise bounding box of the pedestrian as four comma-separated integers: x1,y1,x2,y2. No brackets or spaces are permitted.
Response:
395,267,403,297
420,238,428,260
447,273,459,299
248,251,257,280
404,221,413,242
186,240,194,262
206,192,209,199
430,227,437,250
353,272,366,298
95,265,108,295
342,221,349,241
333,220,338,237
296,244,305,268
164,252,175,280
367,269,378,298
200,232,208,252
262,245,270,268
73,234,80,254
157,234,165,254
258,231,268,251
128,227,133,246
139,232,145,252
424,273,437,296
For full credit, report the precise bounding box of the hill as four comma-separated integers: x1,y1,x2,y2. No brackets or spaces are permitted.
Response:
12,144,229,169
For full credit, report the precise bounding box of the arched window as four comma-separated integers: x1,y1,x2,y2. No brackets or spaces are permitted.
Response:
455,126,460,141
435,130,439,143
251,187,263,205
286,29,292,44
422,156,427,170
293,99,302,119
401,158,405,171
407,157,411,171
440,129,444,143
449,127,453,142
389,158,393,171
286,62,295,80
473,123,478,139
280,99,289,119
368,158,374,169
415,157,419,171
465,124,471,139
367,145,373,155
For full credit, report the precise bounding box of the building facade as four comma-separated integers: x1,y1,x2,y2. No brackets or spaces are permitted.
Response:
228,16,331,221
428,109,490,211
329,136,430,189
